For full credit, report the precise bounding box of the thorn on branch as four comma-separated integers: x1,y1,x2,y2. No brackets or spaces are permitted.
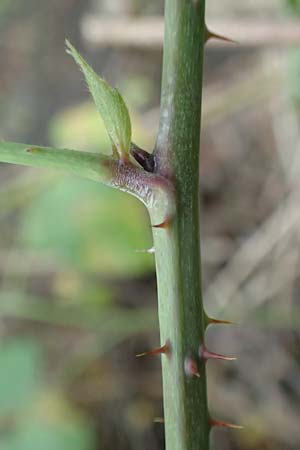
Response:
206,315,237,327
210,418,243,430
136,340,170,358
153,417,164,424
152,216,172,229
199,344,237,362
205,25,237,45
134,247,155,254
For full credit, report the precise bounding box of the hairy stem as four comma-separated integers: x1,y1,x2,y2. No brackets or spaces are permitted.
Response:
0,142,174,223
152,1,209,449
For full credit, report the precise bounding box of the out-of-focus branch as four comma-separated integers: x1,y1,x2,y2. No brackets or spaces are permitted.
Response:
81,16,300,49
205,189,300,315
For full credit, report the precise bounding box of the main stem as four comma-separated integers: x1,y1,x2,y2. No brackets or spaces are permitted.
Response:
152,1,209,450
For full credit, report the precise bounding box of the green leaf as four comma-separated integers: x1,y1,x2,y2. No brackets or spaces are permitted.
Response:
66,40,132,160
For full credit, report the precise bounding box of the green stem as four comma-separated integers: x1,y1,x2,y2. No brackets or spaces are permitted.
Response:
0,2,209,445
152,1,209,449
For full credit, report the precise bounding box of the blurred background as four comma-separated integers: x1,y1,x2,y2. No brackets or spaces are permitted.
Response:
1,1,300,449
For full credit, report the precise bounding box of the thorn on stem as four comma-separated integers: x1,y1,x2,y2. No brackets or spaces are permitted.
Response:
210,418,243,430
199,345,237,362
136,340,170,358
184,356,201,378
206,316,236,327
153,417,164,424
205,26,237,45
152,216,172,229
134,247,155,254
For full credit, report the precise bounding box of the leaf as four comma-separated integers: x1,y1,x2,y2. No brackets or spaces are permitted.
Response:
66,40,131,160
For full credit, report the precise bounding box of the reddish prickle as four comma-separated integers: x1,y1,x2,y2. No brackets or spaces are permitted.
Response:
199,344,237,362
210,418,243,430
136,340,170,358
152,216,172,229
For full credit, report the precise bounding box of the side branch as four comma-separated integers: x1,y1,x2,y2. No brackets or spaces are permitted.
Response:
0,141,174,222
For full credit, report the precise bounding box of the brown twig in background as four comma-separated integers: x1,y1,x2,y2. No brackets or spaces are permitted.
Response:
81,16,300,49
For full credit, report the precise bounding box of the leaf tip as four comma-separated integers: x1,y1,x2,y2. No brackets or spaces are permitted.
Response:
65,38,73,56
